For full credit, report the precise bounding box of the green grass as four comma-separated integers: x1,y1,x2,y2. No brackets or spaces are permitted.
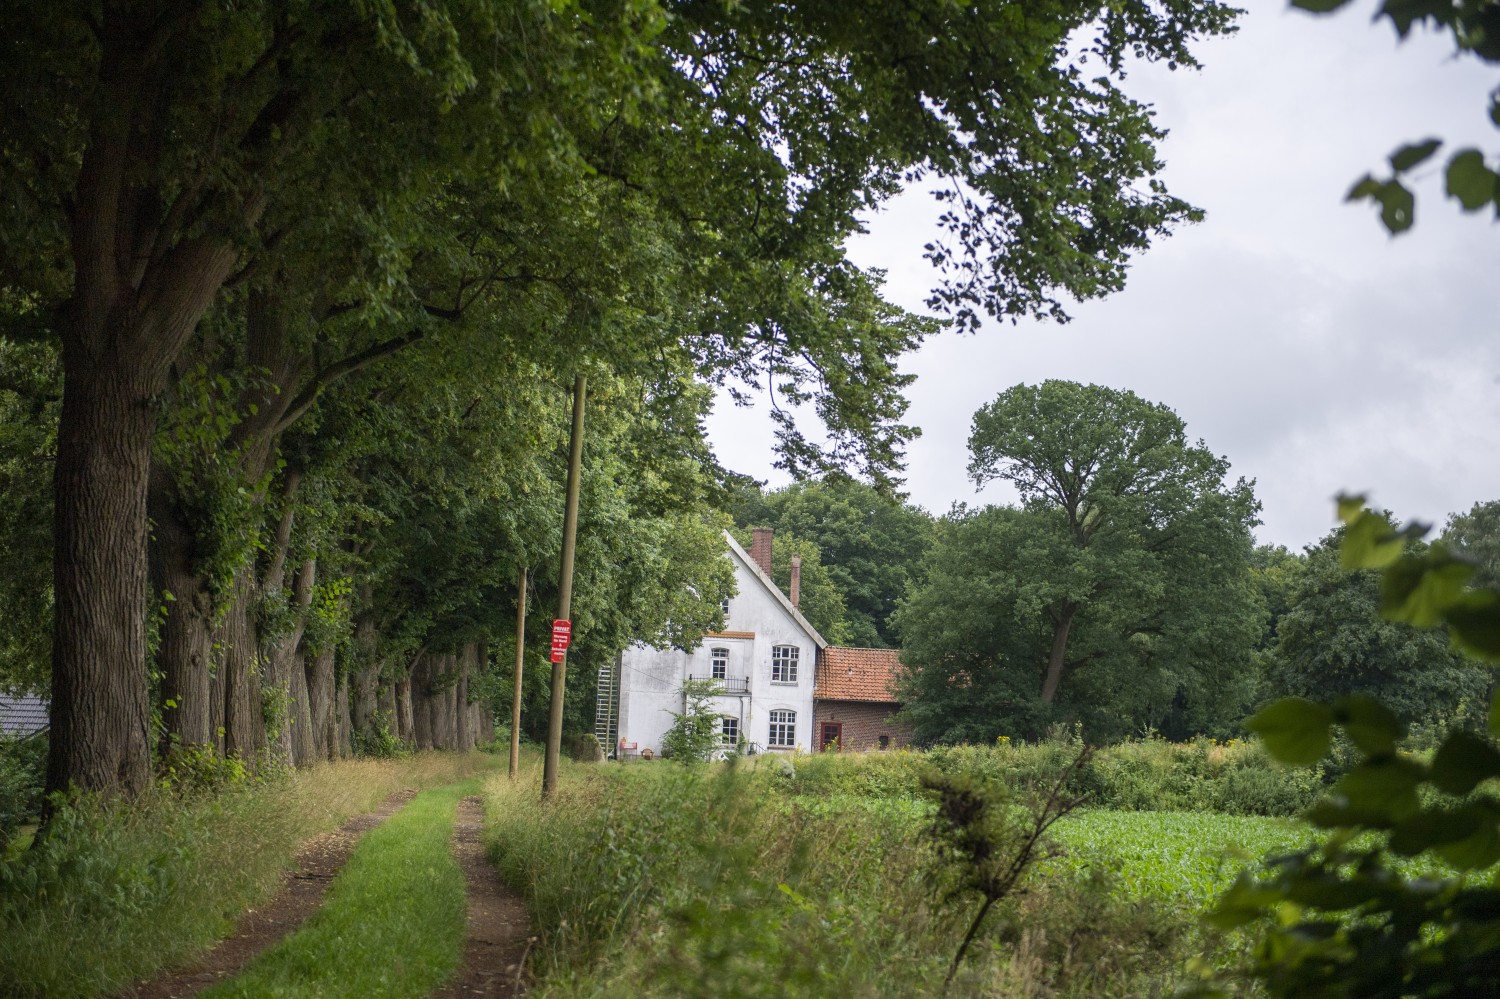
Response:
0,752,496,999
203,778,477,999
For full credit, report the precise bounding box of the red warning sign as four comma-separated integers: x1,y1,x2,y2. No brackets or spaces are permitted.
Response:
550,619,572,663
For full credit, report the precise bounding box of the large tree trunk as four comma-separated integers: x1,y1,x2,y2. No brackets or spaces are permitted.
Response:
146,465,214,753
48,364,159,798
395,676,414,743
336,675,353,758
287,646,316,766
350,612,380,746
1041,603,1079,704
379,683,398,735
47,16,248,798
412,655,433,750
215,572,266,762
455,644,472,751
306,646,336,761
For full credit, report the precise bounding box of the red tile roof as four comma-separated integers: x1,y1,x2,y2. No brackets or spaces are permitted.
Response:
816,647,903,704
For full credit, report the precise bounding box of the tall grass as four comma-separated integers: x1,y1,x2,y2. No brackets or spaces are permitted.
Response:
0,752,496,999
485,753,1218,998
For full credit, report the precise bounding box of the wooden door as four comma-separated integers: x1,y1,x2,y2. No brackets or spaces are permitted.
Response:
820,722,843,752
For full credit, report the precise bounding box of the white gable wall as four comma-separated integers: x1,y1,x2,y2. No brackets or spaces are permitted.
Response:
616,534,820,756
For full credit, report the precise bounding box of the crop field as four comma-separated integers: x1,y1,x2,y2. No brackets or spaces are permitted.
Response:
1046,810,1310,906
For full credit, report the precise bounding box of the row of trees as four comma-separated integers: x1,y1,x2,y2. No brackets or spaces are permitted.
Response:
0,0,1238,799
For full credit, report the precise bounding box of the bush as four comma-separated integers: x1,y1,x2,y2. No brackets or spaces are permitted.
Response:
778,736,1325,817
0,733,46,846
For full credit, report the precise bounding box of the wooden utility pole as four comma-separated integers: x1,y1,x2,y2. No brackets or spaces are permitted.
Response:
542,373,586,799
508,567,527,780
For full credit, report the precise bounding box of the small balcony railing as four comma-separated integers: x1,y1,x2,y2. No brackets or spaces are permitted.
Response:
688,674,750,695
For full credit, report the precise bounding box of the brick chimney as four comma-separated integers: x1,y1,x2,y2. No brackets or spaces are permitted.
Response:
790,554,802,609
750,527,773,576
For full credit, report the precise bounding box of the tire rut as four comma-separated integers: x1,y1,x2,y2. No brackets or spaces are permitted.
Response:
115,787,420,999
430,795,533,998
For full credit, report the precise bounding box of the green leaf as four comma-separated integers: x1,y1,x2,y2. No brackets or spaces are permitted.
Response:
1389,138,1442,172
1429,731,1500,796
1336,494,1367,524
1390,806,1484,855
1207,877,1285,929
1436,818,1500,871
1379,549,1475,627
1345,175,1382,202
1378,181,1416,233
1331,758,1424,822
1444,590,1500,662
1490,688,1500,741
1334,695,1405,755
1341,512,1406,570
1446,149,1495,211
1246,698,1335,767
1292,0,1356,11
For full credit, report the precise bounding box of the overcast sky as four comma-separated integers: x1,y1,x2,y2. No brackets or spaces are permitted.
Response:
703,0,1500,552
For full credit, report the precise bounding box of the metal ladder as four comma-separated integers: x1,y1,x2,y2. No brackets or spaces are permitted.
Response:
593,654,618,752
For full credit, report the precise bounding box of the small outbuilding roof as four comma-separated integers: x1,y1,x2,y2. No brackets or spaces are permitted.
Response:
0,692,49,738
815,647,903,704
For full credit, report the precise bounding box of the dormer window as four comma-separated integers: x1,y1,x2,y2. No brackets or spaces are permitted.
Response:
710,647,729,680
771,645,799,684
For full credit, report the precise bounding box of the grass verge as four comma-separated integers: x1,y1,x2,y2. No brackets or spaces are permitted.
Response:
203,778,477,999
0,752,496,999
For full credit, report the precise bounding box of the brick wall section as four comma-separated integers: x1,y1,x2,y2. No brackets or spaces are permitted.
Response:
814,700,911,751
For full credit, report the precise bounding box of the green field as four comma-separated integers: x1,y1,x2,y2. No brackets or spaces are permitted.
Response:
1047,810,1310,906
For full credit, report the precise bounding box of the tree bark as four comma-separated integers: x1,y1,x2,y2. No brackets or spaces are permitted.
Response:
395,676,414,743
146,465,214,753
412,655,433,750
47,12,250,798
215,570,266,762
1041,603,1078,704
306,646,335,761
336,675,353,758
48,364,158,798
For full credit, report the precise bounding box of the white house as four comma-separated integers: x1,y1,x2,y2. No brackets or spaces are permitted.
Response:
609,529,825,757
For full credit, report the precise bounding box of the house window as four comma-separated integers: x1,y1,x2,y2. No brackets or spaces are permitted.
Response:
721,597,731,617
768,709,796,748
710,647,729,679
771,645,799,683
720,716,739,746
878,735,890,751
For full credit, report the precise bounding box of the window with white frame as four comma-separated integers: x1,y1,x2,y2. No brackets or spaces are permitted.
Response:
768,709,796,749
720,716,739,746
771,645,799,683
710,647,729,679
720,596,731,617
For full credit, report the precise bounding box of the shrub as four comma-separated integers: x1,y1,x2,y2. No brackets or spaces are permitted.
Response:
780,737,1324,817
0,733,46,847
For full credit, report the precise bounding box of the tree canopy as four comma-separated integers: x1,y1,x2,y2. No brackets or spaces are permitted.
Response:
896,382,1264,743
0,0,1239,796
730,476,934,647
1269,525,1491,731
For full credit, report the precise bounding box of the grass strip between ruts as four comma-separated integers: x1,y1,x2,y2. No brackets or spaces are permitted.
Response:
201,778,479,999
